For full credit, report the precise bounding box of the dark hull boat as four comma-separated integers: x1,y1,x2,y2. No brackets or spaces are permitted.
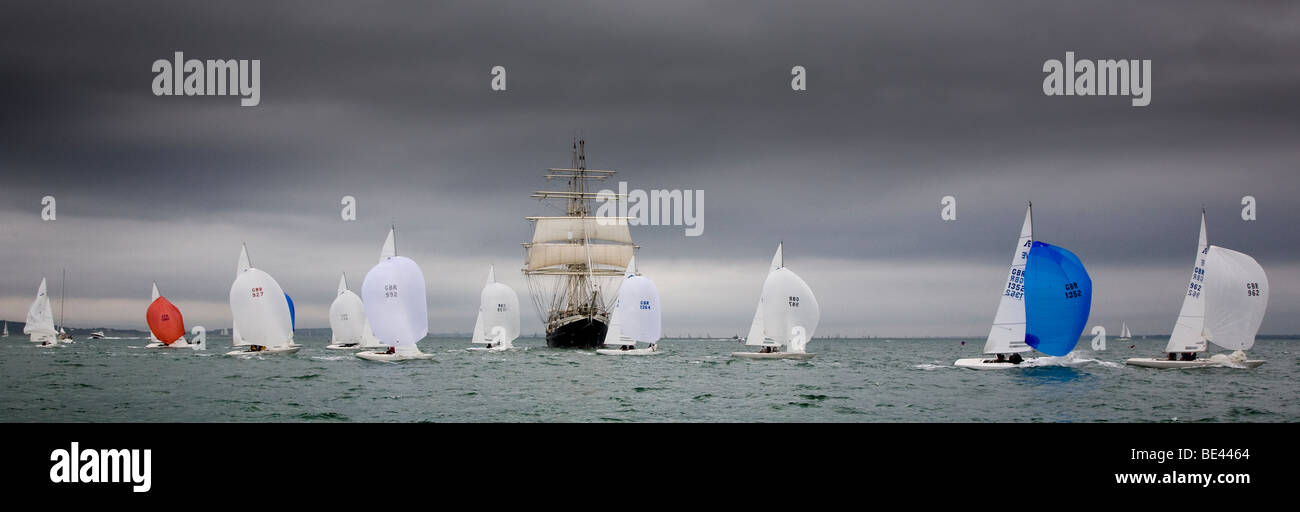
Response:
545,316,608,349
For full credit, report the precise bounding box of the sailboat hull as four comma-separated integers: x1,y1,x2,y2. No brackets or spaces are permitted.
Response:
731,351,815,360
1125,357,1265,369
546,317,607,349
953,356,1090,369
597,347,660,356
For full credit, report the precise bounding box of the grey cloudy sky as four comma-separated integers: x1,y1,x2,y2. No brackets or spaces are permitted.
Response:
2,1,1297,337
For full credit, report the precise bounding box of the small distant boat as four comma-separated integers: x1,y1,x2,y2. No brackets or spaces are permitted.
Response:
221,328,228,336
1126,211,1268,369
357,227,433,361
467,265,521,352
25,278,59,345
326,272,382,350
89,331,106,339
955,203,1093,370
2,320,8,337
597,257,662,356
226,243,299,356
145,282,204,350
732,243,820,360
1118,322,1132,341
55,269,74,343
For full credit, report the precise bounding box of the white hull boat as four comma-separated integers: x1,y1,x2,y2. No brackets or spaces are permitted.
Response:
730,351,814,360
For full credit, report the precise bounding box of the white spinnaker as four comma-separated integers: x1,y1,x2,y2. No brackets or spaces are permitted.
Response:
362,256,428,351
761,268,820,350
744,244,784,346
1202,246,1269,351
228,269,294,348
329,282,367,346
984,205,1033,354
614,274,662,344
1165,213,1210,353
379,228,396,262
478,277,521,346
24,278,56,337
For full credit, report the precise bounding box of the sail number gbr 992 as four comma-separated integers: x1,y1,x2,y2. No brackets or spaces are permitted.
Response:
384,284,398,298
1064,282,1082,299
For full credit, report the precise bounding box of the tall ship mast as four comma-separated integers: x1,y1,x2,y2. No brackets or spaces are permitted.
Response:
523,139,635,348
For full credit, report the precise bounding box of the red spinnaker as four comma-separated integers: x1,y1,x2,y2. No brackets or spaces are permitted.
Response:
146,296,186,344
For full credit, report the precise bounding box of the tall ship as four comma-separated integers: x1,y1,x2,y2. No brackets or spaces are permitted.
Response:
523,139,635,348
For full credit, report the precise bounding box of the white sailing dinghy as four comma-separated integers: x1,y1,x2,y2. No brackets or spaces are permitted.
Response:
596,257,662,356
326,273,376,350
732,243,820,360
358,228,433,361
955,204,1094,369
145,282,203,349
467,265,521,352
226,243,299,356
3,320,9,337
25,278,59,346
1126,212,1268,369
1118,322,1132,341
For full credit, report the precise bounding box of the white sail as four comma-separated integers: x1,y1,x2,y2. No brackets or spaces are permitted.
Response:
2,321,7,336
761,267,820,352
329,273,367,345
24,278,57,340
1165,213,1209,353
149,282,162,344
744,244,784,346
359,317,383,348
228,269,294,348
611,266,661,345
984,204,1034,354
237,244,250,275
1120,322,1131,339
1202,246,1268,351
473,265,521,346
531,217,633,244
379,228,396,263
362,256,428,353
524,243,634,271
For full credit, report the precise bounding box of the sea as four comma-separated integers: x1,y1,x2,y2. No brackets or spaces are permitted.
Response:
2,335,1296,422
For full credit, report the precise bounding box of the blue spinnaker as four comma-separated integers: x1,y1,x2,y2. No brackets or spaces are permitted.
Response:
1024,241,1092,356
285,293,295,331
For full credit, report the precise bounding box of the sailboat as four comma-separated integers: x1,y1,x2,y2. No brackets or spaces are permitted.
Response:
326,272,377,350
732,243,820,360
523,139,635,348
468,265,521,351
56,269,73,343
955,203,1094,369
2,320,8,337
226,243,299,356
144,282,203,349
1118,322,1132,341
1126,211,1268,369
596,256,662,356
221,328,229,336
357,227,433,361
24,278,59,345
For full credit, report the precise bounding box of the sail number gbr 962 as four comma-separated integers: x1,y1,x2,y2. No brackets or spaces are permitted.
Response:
1064,281,1083,299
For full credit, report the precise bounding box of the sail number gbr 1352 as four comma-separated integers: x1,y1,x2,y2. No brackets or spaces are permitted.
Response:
1003,268,1025,299
1064,281,1082,299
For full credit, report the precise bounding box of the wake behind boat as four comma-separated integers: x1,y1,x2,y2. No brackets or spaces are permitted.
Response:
955,203,1093,370
596,257,662,356
226,244,298,357
357,227,433,362
1126,211,1268,369
731,243,820,360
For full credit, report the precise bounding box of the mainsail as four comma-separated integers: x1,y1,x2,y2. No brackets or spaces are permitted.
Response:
1202,246,1268,351
24,278,57,340
745,244,785,346
1024,241,1093,357
1165,212,1209,353
984,204,1033,354
522,139,633,346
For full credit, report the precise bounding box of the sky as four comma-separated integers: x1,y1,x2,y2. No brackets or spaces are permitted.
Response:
1,1,1297,337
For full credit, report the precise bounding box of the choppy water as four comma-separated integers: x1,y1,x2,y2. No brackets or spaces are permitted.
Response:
1,335,1296,422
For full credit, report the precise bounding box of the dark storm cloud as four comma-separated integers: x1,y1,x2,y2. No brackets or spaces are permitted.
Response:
1,1,1297,334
